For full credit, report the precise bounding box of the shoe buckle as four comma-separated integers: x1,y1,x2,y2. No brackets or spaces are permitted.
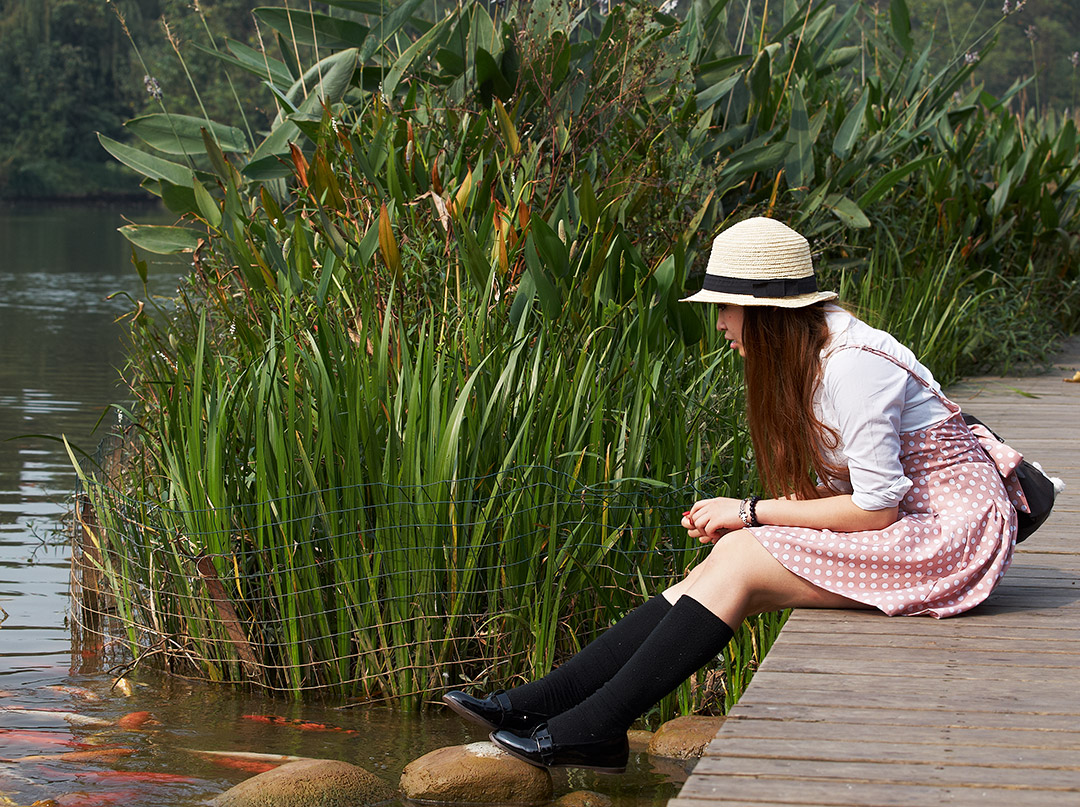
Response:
534,726,555,766
492,690,513,714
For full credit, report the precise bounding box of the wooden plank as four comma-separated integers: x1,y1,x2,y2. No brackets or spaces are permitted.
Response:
776,621,1080,642
787,608,1080,627
713,717,1080,750
772,633,1080,654
724,672,1080,713
751,658,1080,684
694,738,1080,770
726,702,1080,734
750,660,1079,683
990,568,1080,583
762,645,1080,669
1015,543,1080,554
689,757,1080,789
674,778,1080,806
1009,553,1080,566
669,792,1080,807
668,799,1079,807
773,626,1080,645
975,589,1080,607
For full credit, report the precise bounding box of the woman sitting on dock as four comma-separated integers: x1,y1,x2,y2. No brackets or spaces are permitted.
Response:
444,217,1021,774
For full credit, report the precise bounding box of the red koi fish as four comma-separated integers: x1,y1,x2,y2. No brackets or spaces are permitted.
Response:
113,711,157,729
241,714,356,734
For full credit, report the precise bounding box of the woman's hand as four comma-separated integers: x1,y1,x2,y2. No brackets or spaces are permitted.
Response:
682,497,743,544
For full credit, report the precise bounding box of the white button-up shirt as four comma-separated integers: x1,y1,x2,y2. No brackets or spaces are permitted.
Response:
815,305,952,510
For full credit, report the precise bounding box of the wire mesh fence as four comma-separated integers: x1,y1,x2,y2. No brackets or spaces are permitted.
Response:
71,455,732,706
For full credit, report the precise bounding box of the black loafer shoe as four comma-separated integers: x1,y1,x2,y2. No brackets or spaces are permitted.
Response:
489,724,629,774
441,690,547,732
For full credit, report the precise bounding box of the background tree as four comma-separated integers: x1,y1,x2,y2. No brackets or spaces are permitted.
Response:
0,0,272,198
908,0,1080,116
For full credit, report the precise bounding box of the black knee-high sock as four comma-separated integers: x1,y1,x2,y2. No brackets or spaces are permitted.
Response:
505,595,673,718
546,596,734,743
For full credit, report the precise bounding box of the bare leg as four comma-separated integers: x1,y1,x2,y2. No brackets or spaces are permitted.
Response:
663,529,868,626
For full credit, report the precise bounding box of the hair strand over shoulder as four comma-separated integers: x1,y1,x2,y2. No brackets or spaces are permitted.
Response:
741,304,846,500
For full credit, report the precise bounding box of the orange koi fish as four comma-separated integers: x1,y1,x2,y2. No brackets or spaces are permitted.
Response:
241,714,356,734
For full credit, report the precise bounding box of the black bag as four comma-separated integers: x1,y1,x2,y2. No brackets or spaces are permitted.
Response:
962,413,1056,543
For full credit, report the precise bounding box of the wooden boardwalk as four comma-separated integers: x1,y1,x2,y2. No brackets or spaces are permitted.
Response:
671,339,1080,807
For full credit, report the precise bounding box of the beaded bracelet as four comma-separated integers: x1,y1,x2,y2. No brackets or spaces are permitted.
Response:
748,495,762,527
740,495,763,528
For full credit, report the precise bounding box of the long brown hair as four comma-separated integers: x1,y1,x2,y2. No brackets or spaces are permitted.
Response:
740,303,845,500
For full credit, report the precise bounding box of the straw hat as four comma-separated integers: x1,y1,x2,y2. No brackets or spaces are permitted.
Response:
680,217,837,308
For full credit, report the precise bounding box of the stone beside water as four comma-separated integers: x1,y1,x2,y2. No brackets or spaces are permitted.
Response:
400,742,553,804
210,758,395,807
647,715,725,760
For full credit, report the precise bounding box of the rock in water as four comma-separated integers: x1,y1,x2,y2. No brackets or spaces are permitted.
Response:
626,729,653,752
400,742,552,804
210,758,394,806
554,791,614,807
647,715,725,760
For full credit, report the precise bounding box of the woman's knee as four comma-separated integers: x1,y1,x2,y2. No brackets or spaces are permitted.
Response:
704,529,763,569
688,531,793,602
676,530,759,592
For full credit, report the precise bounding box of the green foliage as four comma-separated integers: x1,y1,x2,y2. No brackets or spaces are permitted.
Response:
79,0,1080,716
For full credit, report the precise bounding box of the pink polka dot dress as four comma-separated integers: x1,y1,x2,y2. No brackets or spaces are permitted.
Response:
749,345,1021,619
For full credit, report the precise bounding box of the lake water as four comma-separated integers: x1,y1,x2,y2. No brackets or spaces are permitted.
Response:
0,204,687,806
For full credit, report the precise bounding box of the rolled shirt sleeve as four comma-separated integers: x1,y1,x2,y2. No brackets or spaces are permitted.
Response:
821,348,914,511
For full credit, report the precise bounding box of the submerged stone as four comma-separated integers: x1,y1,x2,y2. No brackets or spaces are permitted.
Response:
626,729,653,752
554,790,613,807
400,742,552,804
647,715,725,760
210,758,394,806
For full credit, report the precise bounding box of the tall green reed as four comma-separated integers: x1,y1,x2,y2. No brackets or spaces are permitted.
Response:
78,265,753,708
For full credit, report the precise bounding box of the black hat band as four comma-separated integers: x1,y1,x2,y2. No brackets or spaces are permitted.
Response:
702,274,819,298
